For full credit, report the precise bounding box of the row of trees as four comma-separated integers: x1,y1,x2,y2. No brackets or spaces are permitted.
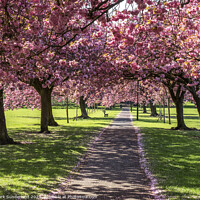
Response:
0,0,200,145
114,0,199,129
0,0,126,144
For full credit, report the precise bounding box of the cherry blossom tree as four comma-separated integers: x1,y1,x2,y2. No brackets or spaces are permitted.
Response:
1,0,133,133
0,0,197,143
111,0,200,129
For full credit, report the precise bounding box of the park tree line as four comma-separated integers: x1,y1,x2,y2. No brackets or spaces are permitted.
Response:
0,0,200,144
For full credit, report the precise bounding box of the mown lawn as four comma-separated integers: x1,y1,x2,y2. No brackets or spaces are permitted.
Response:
0,107,121,197
132,103,200,200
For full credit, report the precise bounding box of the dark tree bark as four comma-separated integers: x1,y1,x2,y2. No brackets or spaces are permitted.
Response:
40,88,50,133
175,96,187,129
168,97,171,124
66,97,69,123
76,104,78,121
149,100,158,116
31,79,58,133
165,73,200,117
168,85,189,130
187,86,200,117
136,80,139,120
0,89,15,145
143,101,147,113
163,98,165,123
165,72,200,117
193,95,200,117
48,95,58,126
79,96,89,119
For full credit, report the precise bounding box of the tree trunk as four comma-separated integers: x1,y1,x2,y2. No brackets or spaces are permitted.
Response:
136,80,139,120
143,101,147,113
31,79,58,132
175,98,188,129
168,97,171,124
163,98,165,123
194,96,200,117
48,94,58,126
40,88,51,133
0,89,15,145
167,85,189,130
130,102,133,112
66,97,69,123
188,87,200,117
76,104,78,121
149,100,158,116
79,96,89,119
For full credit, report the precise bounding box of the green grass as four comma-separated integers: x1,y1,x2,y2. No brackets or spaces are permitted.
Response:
132,103,200,200
0,107,121,197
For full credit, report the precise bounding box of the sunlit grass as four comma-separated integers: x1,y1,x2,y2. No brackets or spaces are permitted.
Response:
132,103,200,200
0,107,121,196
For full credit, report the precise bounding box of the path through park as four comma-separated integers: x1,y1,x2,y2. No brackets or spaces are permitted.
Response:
54,108,154,200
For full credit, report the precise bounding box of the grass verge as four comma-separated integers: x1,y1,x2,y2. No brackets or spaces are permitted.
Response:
132,103,200,200
0,107,121,197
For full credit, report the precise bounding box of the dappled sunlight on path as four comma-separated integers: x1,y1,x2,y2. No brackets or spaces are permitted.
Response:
53,108,153,200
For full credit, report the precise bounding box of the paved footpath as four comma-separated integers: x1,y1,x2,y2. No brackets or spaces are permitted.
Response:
56,108,154,200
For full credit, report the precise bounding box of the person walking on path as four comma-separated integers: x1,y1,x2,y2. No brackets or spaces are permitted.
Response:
53,108,154,200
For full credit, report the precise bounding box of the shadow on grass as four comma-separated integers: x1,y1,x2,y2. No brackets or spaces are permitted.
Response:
184,115,200,119
183,104,197,109
141,127,200,199
136,118,167,124
1,110,124,196
0,124,103,196
17,116,40,119
136,115,199,125
91,117,115,121
183,113,199,116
